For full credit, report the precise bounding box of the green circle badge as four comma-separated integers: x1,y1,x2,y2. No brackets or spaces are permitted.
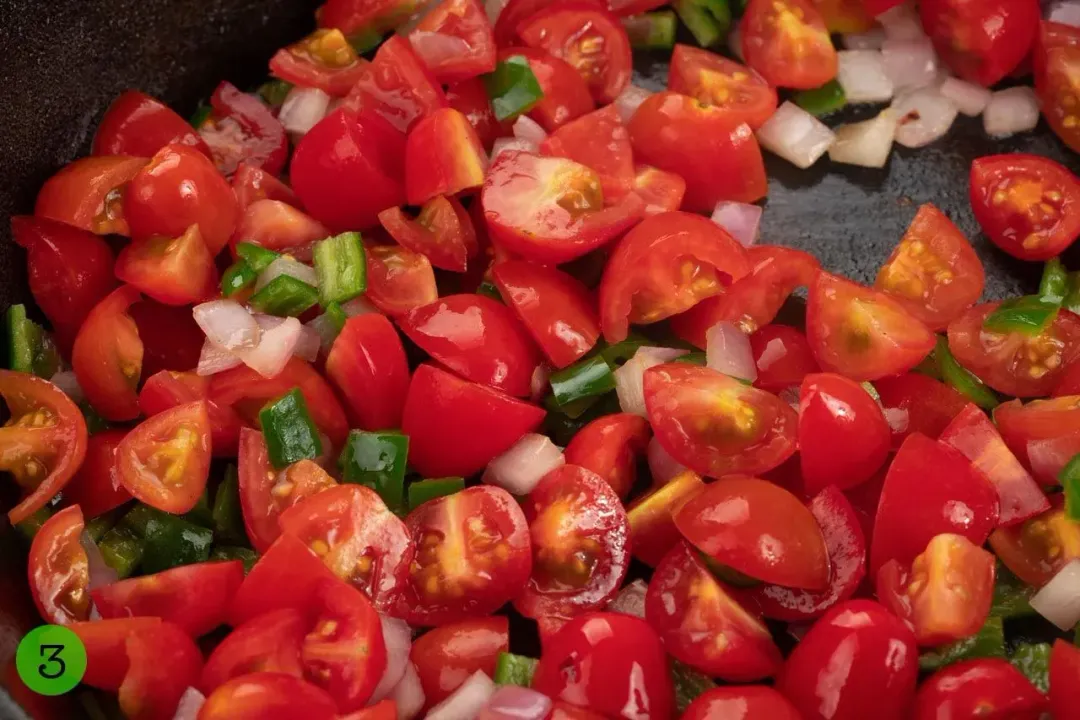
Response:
15,625,87,696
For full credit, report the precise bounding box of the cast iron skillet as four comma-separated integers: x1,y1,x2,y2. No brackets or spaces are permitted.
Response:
2,0,1080,717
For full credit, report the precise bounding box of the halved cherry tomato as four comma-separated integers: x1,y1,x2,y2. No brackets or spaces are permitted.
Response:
500,47,596,132
1051,639,1080,720
447,77,512,151
814,0,873,33
750,325,819,392
675,475,829,590
875,204,985,331
629,92,768,213
62,429,132,519
491,260,600,368
518,4,632,104
270,28,370,96
920,0,1039,87
644,364,798,479
994,396,1080,483
969,154,1080,261
532,612,673,720
232,162,301,210
398,294,541,398
379,195,476,272
939,404,1049,526
291,108,406,233
988,494,1080,587
405,107,488,206
483,151,644,264
92,560,243,638
115,224,217,306
139,371,244,457
563,413,649,498
395,486,531,626
229,199,330,262
118,621,202,720
69,617,162,690
410,617,509,711
199,81,288,177
777,600,918,720
93,90,209,158
318,0,419,36
1037,22,1080,155
871,433,999,575
201,608,307,693
540,105,634,201
34,155,147,235
128,300,205,378
627,470,705,567
326,314,410,432
515,464,630,618
874,372,969,448
647,541,781,681
27,506,89,624
228,533,342,626
600,212,750,342
668,45,777,130
683,687,802,720
200,672,339,720
912,659,1048,720
365,243,439,316
799,373,890,494
115,401,211,514
1055,359,1080,396
807,271,935,382
408,0,497,83
71,285,143,422
634,165,686,216
741,0,837,89
493,0,600,47
347,35,449,133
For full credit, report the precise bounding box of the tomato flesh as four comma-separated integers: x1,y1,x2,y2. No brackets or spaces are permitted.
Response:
912,659,1048,720
920,0,1039,87
28,505,89,625
669,44,778,130
741,0,838,89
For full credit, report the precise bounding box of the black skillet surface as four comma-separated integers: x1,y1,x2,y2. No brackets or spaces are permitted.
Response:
2,0,1079,717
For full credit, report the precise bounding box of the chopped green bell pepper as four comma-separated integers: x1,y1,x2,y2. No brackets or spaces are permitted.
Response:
493,652,538,687
313,231,367,307
222,260,258,297
674,352,707,366
991,563,1036,619
673,0,732,49
349,27,384,55
671,660,717,714
1041,258,1069,305
248,275,320,317
183,489,214,529
209,546,258,573
550,354,616,408
7,304,60,378
120,504,213,574
1065,271,1080,315
1061,454,1080,522
257,79,294,108
189,103,213,128
918,616,1005,671
485,56,545,122
236,242,281,273
935,337,999,411
408,477,465,510
983,296,1059,335
1010,642,1051,693
260,388,323,469
340,430,409,512
794,80,847,117
213,465,247,545
476,280,503,302
97,524,145,579
623,11,678,50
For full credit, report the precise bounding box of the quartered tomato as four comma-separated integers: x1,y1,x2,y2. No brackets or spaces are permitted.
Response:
199,81,288,177
62,429,132,519
920,0,1039,87
683,687,802,720
69,617,162,690
482,150,645,264
365,243,439,316
874,204,985,331
447,77,512,150
493,0,597,47
874,372,969,448
540,105,634,201
988,495,1080,587
515,464,630,618
644,364,798,479
139,371,244,457
270,28,370,96
675,476,829,590
71,285,143,422
408,0,497,83
629,92,767,213
34,155,147,235
93,90,209,158
114,224,217,306
627,470,705,567
563,413,650,498
27,506,89,625
741,0,838,89
668,45,777,130
807,271,935,382
969,154,1080,261
379,195,476,272
232,162,300,210
405,108,488,206
319,0,421,37
814,0,872,33
347,35,448,133
646,541,782,681
410,617,508,710
200,672,338,720
1051,640,1080,720
912,659,1048,720
1037,22,1080,155
600,212,750,342
395,486,531,626
202,609,305,692
129,300,205,378
518,4,632,105
995,396,1080,483
228,534,342,626
531,612,674,720
633,165,686,216
750,325,819,392
326,314,411,432
229,199,330,261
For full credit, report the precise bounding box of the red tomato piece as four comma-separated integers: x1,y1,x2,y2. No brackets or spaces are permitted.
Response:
405,108,488,206
799,373,890,494
807,271,935,382
27,506,89,625
229,199,330,262
741,0,838,89
777,600,918,720
493,0,598,47
319,0,419,36
563,413,650,498
408,0,497,83
1037,22,1080,155
516,465,630,618
629,92,767,213
920,0,1039,87
994,396,1080,483
814,0,873,33
228,534,342,626
912,659,1048,720
988,494,1080,587
270,28,371,97
627,470,706,567
668,45,778,130
501,47,596,132
34,155,146,235
200,81,288,177
970,154,1080,261
482,150,645,264
874,372,969,448
72,285,143,422
365,243,439,316
870,433,999,576
750,325,819,392
139,370,244,457
69,617,163,690
874,204,985,331
683,687,802,720
1051,639,1080,720
128,300,205,378
93,90,209,158
447,77,512,151
633,165,686,216
347,35,449,133
291,108,406,233
115,224,217,306
646,541,782,681
411,617,509,711
200,672,338,720
62,429,132,519
539,105,634,201
118,621,202,720
378,195,476,272
201,607,307,693
644,364,798,480
675,475,829,590
231,162,300,210
326,314,410,432
340,700,398,720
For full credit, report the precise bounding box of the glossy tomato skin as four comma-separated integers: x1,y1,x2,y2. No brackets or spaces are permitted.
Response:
404,107,488,206
378,195,477,272
646,541,782,681
118,621,203,720
232,162,300,209
668,44,777,129
532,612,674,720
201,608,306,692
199,672,339,720
630,92,767,213
62,429,132,519
500,47,595,132
563,413,650,498
1037,22,1080,155
750,325,819,392
228,534,341,626
988,494,1080,587
34,155,147,235
634,165,686,215
201,81,288,177
365,243,439,316
994,396,1080,483
326,314,410,432
347,34,448,131
446,77,512,150
268,28,370,97
410,616,509,710
93,90,209,158
912,659,1048,720
540,105,634,201
627,470,705,567
778,600,918,720
318,0,418,35
71,285,143,422
874,372,969,448
970,154,1080,261
229,199,330,261
139,370,244,457
741,0,837,89
28,506,89,625
114,224,217,306
69,617,163,691
920,0,1039,87
408,0,497,83
682,687,802,720
1051,640,1080,720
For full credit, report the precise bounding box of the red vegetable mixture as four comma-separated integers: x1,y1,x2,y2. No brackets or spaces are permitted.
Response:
7,0,1080,718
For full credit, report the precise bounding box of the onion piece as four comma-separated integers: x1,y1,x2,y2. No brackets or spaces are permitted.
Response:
892,87,958,148
171,687,206,720
706,322,758,382
877,4,925,41
513,115,547,145
756,102,836,170
828,109,897,169
81,531,118,590
341,296,378,317
50,370,85,404
193,300,261,351
1031,559,1080,630
607,579,648,618
255,256,318,291
479,686,553,720
710,202,762,247
197,340,243,376
842,28,886,50
614,347,688,417
881,38,939,92
883,407,910,435
614,85,652,124
294,324,322,362
837,50,894,103
491,137,537,161
408,31,472,70
983,86,1040,138
648,436,688,485
484,433,565,496
427,671,497,720
306,313,341,354
371,614,413,702
1048,0,1080,26
389,662,425,720
939,76,992,117
278,86,332,138
233,317,303,378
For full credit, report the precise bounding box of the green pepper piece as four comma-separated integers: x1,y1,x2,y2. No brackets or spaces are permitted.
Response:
213,465,247,545
1041,258,1069,305
209,545,258,573
261,388,323,469
121,504,213,574
599,335,650,367
918,616,1005,671
550,354,616,407
314,231,367,306
257,79,294,108
222,260,258,298
1062,454,1080,522
340,430,409,512
325,302,348,331
1066,272,1080,315
936,337,1000,411
991,563,1036,619
623,11,678,49
98,525,145,579
671,659,717,714
673,352,707,366
85,511,120,543
1010,642,1051,693
349,27,384,54
493,652,539,687
184,489,214,528
794,80,847,117
79,402,111,435
476,280,503,302
673,0,732,49
484,56,545,122
189,103,212,128
6,304,60,378
983,296,1059,335
15,506,53,542
408,477,465,510
236,242,282,273
543,392,599,420
248,275,320,317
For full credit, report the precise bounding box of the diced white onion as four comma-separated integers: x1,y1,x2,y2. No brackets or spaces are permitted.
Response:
193,299,261,351
829,109,898,169
614,85,652,124
427,672,497,720
484,433,565,496
648,436,688,485
255,256,318,292
409,32,472,69
80,531,118,590
607,579,648,618
294,324,321,362
171,688,205,720
706,322,758,382
279,87,332,138
371,615,413,702
756,102,836,170
892,87,958,148
1048,0,1080,27
513,115,547,145
197,340,243,376
306,313,341,354
882,38,939,92
615,347,688,417
939,77,992,117
233,317,303,378
389,662,425,720
491,137,537,161
710,202,762,248
341,296,378,317
843,28,886,50
1031,559,1080,630
837,51,894,103
50,370,85,404
983,86,1041,138
878,4,925,41
479,687,553,720
883,407,909,435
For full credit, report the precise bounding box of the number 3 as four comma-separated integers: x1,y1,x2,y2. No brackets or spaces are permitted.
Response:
38,644,66,680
